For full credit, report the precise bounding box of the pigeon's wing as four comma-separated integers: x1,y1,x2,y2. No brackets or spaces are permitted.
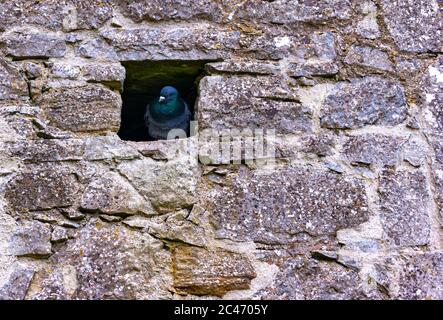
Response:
175,99,192,131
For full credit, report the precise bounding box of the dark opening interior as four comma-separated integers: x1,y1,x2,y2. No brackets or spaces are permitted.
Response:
118,60,210,141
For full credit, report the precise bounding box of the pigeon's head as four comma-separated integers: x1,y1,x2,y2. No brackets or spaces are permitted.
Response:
158,86,179,103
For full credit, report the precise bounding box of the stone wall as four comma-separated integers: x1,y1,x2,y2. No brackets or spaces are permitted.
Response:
0,0,442,300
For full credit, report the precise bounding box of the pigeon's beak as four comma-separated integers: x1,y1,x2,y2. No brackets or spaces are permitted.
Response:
159,96,166,103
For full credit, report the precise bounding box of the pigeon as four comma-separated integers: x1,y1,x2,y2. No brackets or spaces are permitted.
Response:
144,86,191,140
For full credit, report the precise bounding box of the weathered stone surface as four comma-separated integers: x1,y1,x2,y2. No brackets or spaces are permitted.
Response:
0,105,40,140
287,32,338,78
84,135,140,161
5,164,80,211
233,0,351,25
267,0,351,24
420,57,443,223
1,31,66,59
377,252,443,299
114,0,222,22
198,76,312,134
60,208,85,221
0,205,17,289
344,46,393,72
403,139,427,167
205,60,279,75
342,134,405,166
128,210,208,247
50,63,81,80
40,84,121,132
356,1,380,39
75,38,119,60
116,0,351,24
99,26,241,61
80,171,155,216
0,58,28,101
51,226,70,243
397,252,443,299
320,77,407,129
381,0,443,53
300,134,335,157
60,1,114,31
205,166,369,243
173,246,256,297
118,156,198,213
30,219,172,299
82,63,126,90
0,0,441,301
432,165,443,225
254,253,367,300
134,138,192,161
289,60,338,78
395,57,423,81
9,221,52,257
20,61,44,80
5,139,85,163
0,0,113,31
421,57,443,163
0,266,34,300
379,169,430,247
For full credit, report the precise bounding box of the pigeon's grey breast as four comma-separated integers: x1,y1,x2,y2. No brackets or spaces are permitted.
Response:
145,99,191,140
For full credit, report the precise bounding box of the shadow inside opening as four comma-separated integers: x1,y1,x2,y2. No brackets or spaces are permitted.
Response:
118,60,210,142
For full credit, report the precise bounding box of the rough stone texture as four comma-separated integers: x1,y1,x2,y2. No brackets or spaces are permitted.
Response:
124,210,208,247
115,0,352,24
51,226,70,243
255,254,367,300
381,0,443,53
379,170,430,247
344,46,393,72
432,165,443,225
40,84,121,133
114,0,222,23
82,63,126,90
342,134,405,166
320,77,407,129
75,38,119,60
173,246,256,297
0,0,113,32
198,76,311,134
205,166,369,244
300,134,335,157
80,171,154,216
0,0,441,301
98,26,242,61
403,139,427,167
397,252,443,300
205,60,279,76
118,156,198,213
356,1,380,39
0,58,28,100
0,266,34,300
29,219,172,299
422,57,443,162
4,164,79,212
420,56,443,224
9,221,52,257
287,32,338,78
0,105,40,141
84,135,140,161
5,139,85,163
1,31,66,59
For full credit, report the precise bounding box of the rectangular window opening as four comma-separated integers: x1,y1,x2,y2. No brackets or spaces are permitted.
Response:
118,60,211,142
